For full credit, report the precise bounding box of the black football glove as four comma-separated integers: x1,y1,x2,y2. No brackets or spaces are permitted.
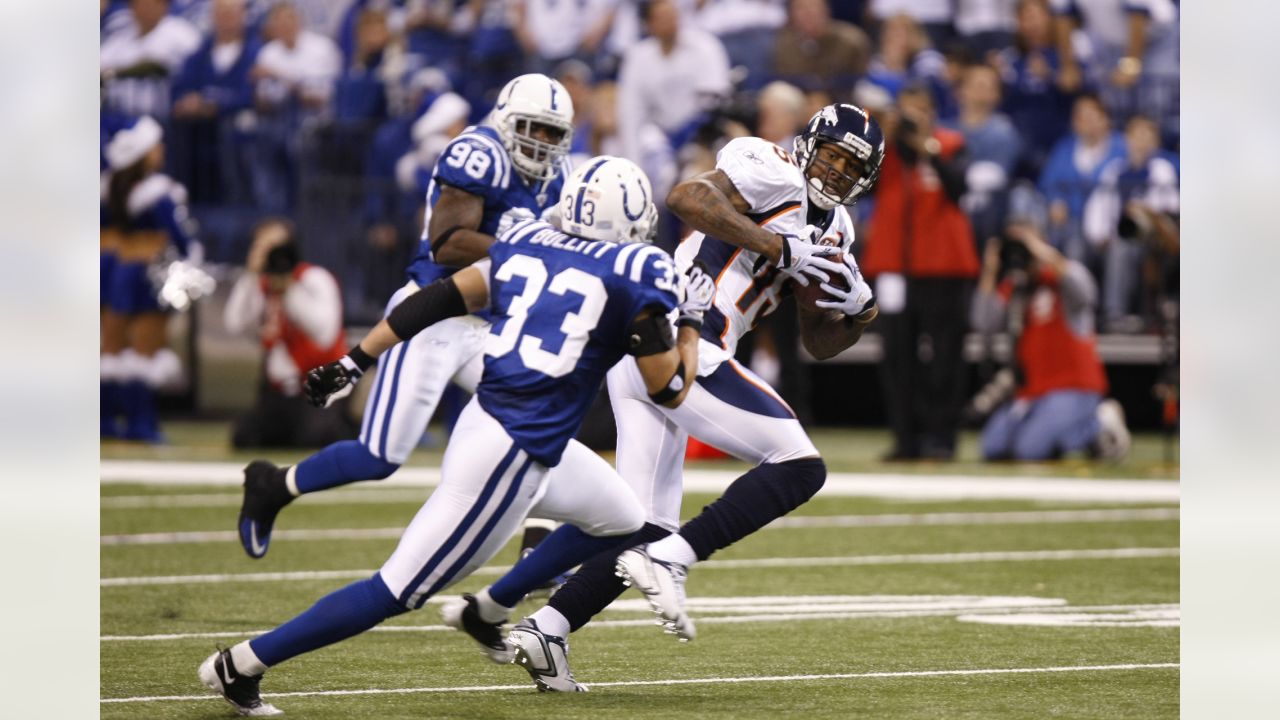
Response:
305,356,363,408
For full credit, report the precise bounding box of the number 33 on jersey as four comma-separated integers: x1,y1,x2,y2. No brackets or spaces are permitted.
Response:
475,219,677,466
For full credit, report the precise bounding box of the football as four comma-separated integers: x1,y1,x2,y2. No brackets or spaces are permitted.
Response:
792,250,848,313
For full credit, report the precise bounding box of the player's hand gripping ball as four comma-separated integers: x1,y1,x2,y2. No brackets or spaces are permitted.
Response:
792,237,847,312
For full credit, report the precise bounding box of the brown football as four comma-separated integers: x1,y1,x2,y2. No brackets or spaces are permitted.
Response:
792,250,848,313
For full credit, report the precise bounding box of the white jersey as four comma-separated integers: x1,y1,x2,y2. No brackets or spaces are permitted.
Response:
674,136,857,374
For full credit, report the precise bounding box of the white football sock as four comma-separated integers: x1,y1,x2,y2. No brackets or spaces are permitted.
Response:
284,465,301,497
473,588,512,624
528,606,571,638
645,533,697,567
229,641,268,676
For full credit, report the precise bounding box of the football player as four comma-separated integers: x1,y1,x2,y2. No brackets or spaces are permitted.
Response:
236,73,576,559
199,157,715,715
450,104,885,691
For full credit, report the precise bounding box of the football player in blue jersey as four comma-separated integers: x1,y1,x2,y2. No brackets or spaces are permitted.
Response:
235,73,578,560
198,157,716,715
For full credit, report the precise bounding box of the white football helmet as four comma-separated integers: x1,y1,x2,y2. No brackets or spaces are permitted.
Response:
558,156,657,244
490,74,574,183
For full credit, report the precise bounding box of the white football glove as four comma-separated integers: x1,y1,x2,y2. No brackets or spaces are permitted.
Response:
496,207,536,238
816,254,876,318
775,225,844,287
678,264,716,327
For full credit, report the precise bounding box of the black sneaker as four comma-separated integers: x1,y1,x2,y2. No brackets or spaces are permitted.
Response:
197,648,282,716
238,461,294,559
441,593,515,663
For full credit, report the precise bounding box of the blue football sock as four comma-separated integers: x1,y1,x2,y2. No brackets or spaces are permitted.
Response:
100,380,121,437
294,440,399,494
488,524,633,608
121,380,161,442
249,574,407,667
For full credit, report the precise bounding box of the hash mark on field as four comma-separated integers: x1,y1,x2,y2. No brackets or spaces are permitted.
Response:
99,663,1180,703
100,547,1179,586
99,508,1180,546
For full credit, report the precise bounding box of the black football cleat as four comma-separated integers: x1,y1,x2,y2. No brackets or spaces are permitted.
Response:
441,593,516,663
197,648,282,716
238,461,294,559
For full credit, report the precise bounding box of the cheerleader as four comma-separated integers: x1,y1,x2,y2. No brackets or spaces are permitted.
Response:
101,116,202,441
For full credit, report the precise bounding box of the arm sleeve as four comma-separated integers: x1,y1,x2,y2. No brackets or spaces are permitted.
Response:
384,277,468,340
155,188,198,257
223,272,265,336
283,267,344,349
1057,259,1098,314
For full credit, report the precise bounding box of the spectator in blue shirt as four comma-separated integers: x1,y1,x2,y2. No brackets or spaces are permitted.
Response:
333,6,393,121
994,0,1075,179
949,62,1023,244
1083,114,1179,330
170,0,260,205
1037,92,1124,263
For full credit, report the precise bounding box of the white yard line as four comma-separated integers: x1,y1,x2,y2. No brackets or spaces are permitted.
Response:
101,603,1179,642
100,508,1180,546
100,662,1179,704
100,460,1179,502
101,546,1179,587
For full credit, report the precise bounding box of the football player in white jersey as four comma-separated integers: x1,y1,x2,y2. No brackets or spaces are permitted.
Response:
446,103,886,691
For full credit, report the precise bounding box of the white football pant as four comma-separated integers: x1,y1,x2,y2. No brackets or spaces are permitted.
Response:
380,397,645,609
359,281,488,464
608,345,819,531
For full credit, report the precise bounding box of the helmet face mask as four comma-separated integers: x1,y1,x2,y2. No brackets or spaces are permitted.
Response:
491,74,575,183
794,103,885,211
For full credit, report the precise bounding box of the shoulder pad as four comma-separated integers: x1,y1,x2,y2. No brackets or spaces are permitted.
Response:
715,136,805,214
436,132,512,190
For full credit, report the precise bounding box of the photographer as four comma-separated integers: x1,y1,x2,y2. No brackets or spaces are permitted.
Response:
223,219,358,448
861,82,979,460
1083,114,1180,331
971,221,1130,461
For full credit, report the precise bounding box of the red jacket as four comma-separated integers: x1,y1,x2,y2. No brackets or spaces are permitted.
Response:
1003,270,1108,399
861,128,980,279
260,263,348,378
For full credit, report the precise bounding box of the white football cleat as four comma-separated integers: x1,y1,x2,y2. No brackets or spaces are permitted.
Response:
1095,398,1132,461
197,648,283,716
615,545,696,641
440,594,516,664
508,619,588,692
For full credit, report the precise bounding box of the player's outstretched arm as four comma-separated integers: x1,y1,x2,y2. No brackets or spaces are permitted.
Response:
304,266,490,407
667,170,785,262
668,171,842,286
429,185,497,267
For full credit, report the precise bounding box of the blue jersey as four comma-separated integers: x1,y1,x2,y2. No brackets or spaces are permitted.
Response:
406,125,567,287
478,220,680,466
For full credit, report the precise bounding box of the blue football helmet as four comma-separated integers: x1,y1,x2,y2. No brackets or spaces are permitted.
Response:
793,103,885,210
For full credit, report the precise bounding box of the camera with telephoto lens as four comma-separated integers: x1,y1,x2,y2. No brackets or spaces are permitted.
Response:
997,233,1032,284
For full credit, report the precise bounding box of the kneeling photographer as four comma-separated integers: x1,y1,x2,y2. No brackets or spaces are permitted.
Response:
971,221,1130,461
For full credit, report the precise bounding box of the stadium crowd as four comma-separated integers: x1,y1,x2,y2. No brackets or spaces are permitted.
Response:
100,0,1179,458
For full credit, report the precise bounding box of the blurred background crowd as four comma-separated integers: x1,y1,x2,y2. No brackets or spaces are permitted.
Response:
100,0,1180,461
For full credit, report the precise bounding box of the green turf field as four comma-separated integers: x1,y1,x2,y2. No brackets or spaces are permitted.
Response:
100,425,1178,718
